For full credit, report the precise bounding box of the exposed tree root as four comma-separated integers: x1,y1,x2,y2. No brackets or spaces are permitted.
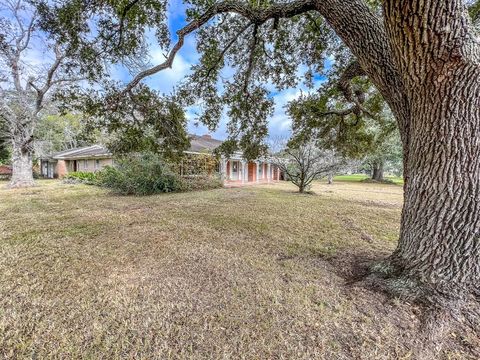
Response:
7,180,36,189
355,258,480,358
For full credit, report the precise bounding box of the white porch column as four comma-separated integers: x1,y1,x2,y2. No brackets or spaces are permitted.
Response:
220,157,227,181
242,160,248,184
255,161,260,182
229,160,233,181
267,163,271,182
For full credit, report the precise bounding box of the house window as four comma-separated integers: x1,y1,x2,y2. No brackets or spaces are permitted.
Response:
94,159,100,171
83,160,88,170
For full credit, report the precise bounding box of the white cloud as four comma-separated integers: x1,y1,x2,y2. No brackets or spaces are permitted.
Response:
145,51,192,93
267,88,303,138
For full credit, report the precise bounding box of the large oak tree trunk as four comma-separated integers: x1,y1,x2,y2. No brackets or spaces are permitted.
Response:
382,0,480,297
391,70,480,296
9,142,35,188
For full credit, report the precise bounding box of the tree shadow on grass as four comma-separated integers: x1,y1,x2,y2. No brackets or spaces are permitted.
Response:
326,249,480,360
276,245,479,359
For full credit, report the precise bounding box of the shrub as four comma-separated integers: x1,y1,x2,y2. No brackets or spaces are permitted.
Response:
96,153,182,195
179,175,223,192
361,178,396,185
64,171,97,184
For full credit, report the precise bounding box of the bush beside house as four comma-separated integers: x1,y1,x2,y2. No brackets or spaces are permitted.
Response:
63,171,98,185
76,153,223,196
95,154,181,195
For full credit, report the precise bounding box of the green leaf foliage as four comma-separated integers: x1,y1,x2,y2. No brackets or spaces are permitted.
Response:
288,69,399,161
64,171,98,184
67,85,190,160
96,153,183,195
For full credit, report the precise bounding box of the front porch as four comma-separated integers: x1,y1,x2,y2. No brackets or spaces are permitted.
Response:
221,158,281,186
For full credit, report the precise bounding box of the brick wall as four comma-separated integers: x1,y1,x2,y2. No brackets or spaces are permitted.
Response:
56,160,68,178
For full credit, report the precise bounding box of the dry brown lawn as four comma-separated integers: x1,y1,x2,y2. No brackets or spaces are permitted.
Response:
0,180,478,359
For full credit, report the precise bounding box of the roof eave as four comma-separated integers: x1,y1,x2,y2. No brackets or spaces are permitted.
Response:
53,154,112,160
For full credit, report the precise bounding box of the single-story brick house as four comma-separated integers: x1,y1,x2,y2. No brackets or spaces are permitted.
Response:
40,145,113,179
40,134,283,185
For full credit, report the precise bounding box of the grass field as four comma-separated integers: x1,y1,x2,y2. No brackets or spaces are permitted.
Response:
0,180,477,359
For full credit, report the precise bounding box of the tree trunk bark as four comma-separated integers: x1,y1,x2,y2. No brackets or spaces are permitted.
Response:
380,0,480,298
327,173,333,185
371,161,384,182
388,70,480,298
298,183,305,193
9,142,35,188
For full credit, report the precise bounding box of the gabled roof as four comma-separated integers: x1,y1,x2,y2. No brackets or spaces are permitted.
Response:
45,135,223,160
51,145,112,160
188,134,223,153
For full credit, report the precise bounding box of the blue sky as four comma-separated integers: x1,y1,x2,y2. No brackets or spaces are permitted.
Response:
111,1,330,141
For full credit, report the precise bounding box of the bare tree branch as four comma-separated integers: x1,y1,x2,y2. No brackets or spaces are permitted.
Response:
271,140,351,192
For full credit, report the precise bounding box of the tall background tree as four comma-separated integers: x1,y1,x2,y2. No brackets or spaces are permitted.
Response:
0,0,189,187
30,0,480,341
0,117,10,164
362,131,402,181
34,113,93,158
0,0,95,187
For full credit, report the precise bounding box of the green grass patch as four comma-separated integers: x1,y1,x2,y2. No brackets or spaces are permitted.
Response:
333,173,404,185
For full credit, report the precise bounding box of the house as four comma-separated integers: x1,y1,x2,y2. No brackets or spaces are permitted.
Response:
40,145,113,179
40,134,283,184
0,164,12,179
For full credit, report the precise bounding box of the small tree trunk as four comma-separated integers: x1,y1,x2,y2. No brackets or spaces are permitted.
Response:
327,173,333,185
298,183,305,193
371,160,384,181
9,142,34,188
